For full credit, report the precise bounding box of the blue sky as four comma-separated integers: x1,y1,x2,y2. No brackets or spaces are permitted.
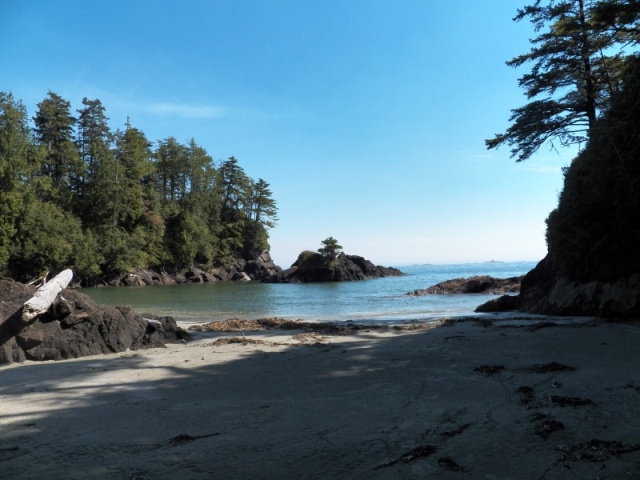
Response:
1,1,572,267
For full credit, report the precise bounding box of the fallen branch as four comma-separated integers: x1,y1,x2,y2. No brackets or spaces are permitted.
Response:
21,269,73,323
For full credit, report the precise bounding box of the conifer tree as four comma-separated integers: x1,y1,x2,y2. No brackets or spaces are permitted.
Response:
33,91,81,204
486,0,636,161
0,93,33,267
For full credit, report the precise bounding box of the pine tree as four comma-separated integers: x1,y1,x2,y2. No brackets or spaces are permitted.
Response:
33,91,81,203
0,93,34,268
486,0,635,161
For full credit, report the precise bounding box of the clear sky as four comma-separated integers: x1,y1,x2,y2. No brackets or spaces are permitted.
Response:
1,1,573,268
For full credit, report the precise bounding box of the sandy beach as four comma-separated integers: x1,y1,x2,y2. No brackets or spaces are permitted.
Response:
1,315,640,479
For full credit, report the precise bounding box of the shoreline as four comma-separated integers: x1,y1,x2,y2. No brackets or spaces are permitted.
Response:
1,315,640,478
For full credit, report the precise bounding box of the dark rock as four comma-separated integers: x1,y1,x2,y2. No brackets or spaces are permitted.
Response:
79,250,283,288
263,252,403,283
510,255,640,317
409,275,523,296
0,279,190,366
513,63,640,318
475,294,521,312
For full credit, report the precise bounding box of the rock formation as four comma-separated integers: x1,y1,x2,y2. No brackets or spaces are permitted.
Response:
477,59,640,317
264,251,404,283
0,277,190,365
407,275,522,296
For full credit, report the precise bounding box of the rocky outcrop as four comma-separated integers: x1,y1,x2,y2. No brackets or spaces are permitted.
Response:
478,256,640,316
79,250,282,287
0,278,190,365
264,252,404,283
479,61,640,318
407,275,523,296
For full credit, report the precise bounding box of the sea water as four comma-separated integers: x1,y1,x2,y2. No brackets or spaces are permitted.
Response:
82,261,538,324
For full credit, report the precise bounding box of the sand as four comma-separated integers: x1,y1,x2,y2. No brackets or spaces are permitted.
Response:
1,315,640,479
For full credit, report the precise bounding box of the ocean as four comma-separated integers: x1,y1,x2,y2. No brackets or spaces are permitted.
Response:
81,261,538,324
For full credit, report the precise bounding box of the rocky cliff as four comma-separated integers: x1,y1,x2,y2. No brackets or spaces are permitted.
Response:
478,59,640,317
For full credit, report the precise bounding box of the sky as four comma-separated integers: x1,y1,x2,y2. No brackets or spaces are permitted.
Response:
1,0,574,268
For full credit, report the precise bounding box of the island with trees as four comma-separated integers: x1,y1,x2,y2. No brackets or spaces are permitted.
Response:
264,237,404,283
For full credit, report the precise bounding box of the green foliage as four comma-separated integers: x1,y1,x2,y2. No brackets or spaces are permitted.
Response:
318,236,343,259
249,178,278,229
487,0,639,161
294,250,327,270
9,199,95,280
0,91,278,279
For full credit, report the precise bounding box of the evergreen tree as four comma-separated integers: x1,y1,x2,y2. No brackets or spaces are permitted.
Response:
33,91,81,203
75,97,114,224
155,137,189,203
486,0,635,161
113,122,154,231
318,237,343,259
0,93,34,268
249,178,278,229
219,156,250,212
592,0,640,43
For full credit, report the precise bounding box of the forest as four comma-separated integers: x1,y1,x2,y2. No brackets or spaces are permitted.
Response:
0,92,277,282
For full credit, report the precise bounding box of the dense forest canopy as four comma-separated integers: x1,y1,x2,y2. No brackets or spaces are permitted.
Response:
0,91,278,282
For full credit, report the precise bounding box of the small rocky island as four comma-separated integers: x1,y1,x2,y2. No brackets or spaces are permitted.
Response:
265,251,404,283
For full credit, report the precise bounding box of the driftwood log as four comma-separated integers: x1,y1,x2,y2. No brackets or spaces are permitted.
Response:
21,269,73,323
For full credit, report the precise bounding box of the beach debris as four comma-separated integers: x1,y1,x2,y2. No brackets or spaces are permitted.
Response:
527,362,576,373
532,415,565,438
557,439,640,463
168,433,220,446
526,321,560,331
439,423,471,440
292,332,326,344
204,337,270,347
550,395,596,407
624,383,640,393
190,317,434,335
516,386,536,405
21,269,73,322
474,364,505,376
374,444,438,469
437,457,462,471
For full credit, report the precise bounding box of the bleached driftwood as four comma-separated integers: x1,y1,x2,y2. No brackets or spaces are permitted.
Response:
21,269,73,322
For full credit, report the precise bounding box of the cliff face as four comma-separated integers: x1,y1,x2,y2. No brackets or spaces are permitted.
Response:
512,59,640,318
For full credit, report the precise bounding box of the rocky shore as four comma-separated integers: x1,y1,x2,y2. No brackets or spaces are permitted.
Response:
0,277,189,365
78,250,282,287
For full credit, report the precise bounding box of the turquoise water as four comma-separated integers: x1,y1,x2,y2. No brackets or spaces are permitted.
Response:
82,261,538,324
